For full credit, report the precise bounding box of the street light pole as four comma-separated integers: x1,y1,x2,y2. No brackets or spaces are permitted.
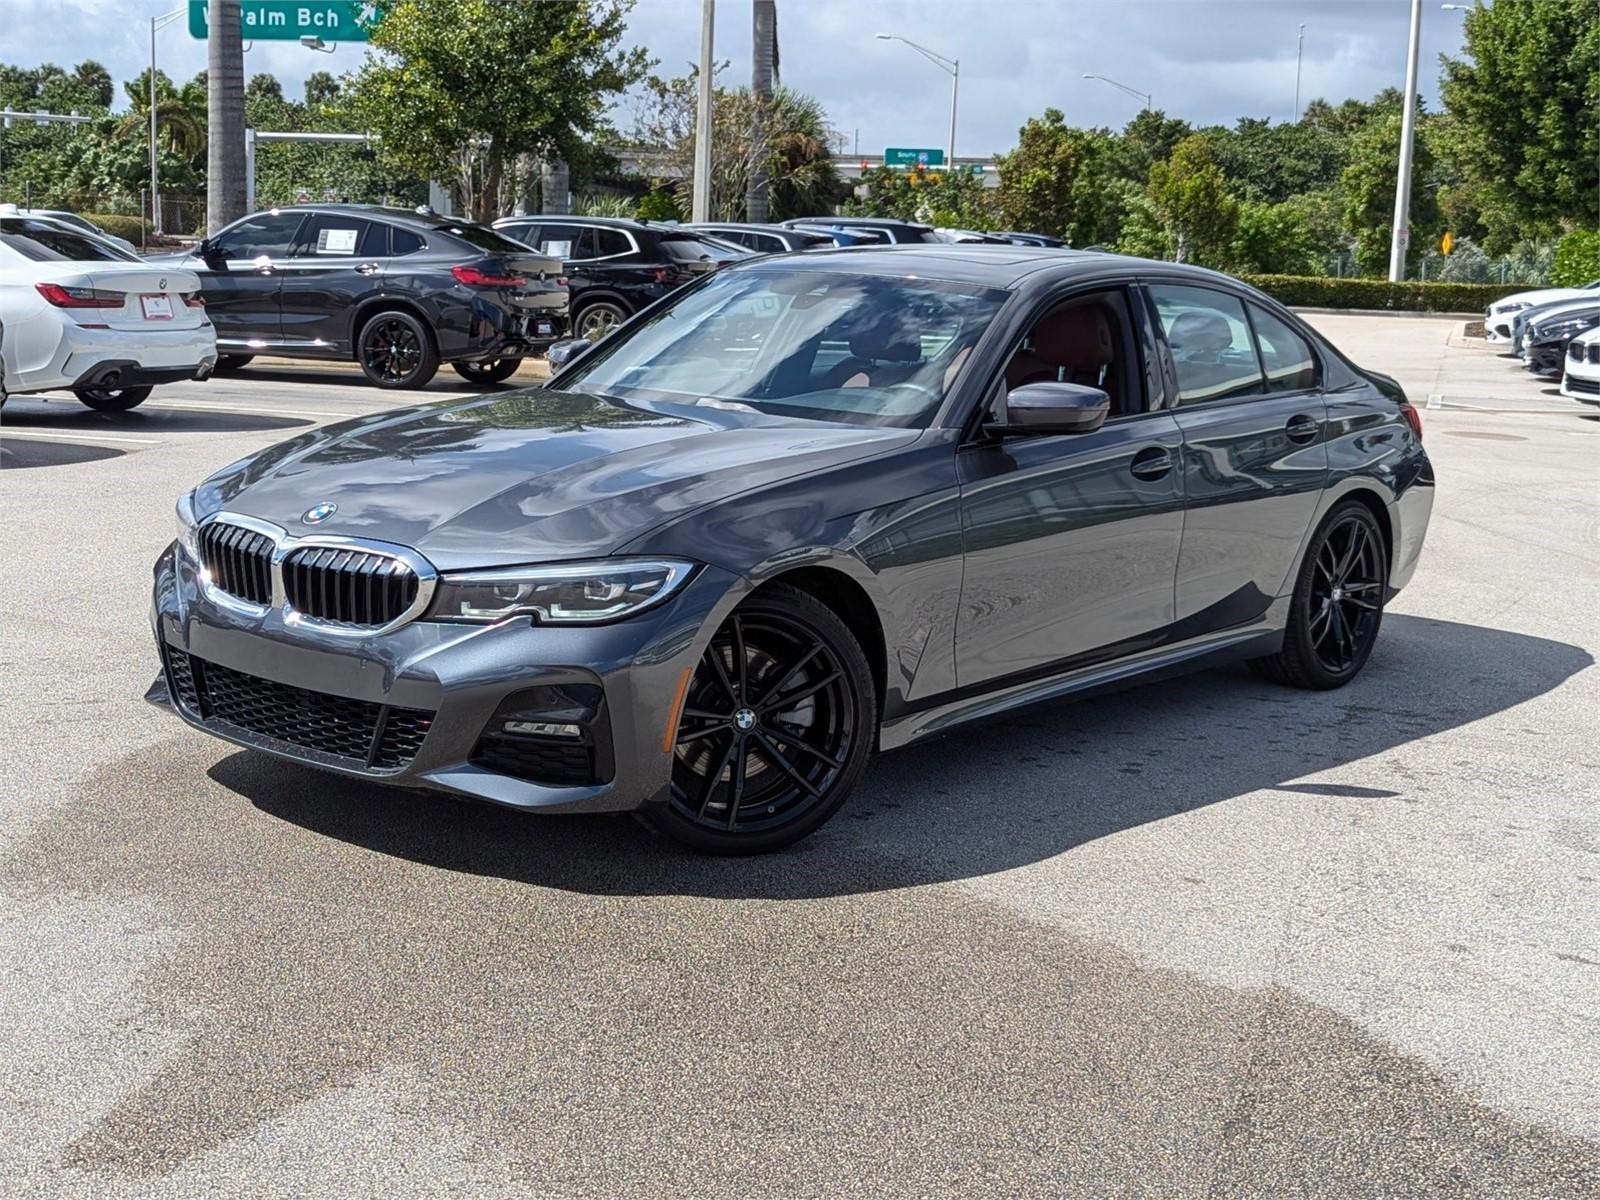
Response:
1387,0,1423,282
875,35,960,166
1082,74,1153,112
1294,23,1306,121
149,8,186,238
691,0,715,221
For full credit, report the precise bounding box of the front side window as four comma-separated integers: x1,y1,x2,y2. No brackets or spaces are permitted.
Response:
1149,283,1264,404
557,267,1007,428
210,210,306,261
1249,304,1318,393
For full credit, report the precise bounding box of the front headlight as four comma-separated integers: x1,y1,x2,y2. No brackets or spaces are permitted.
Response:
426,558,697,624
1537,318,1597,342
175,490,202,562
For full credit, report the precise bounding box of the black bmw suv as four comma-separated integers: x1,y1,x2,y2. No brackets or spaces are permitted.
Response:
491,215,748,340
153,205,567,388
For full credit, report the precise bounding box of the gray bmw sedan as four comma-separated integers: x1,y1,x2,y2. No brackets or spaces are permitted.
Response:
150,246,1434,852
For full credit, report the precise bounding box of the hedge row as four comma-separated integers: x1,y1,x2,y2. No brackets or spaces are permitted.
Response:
1238,273,1522,314
83,213,148,244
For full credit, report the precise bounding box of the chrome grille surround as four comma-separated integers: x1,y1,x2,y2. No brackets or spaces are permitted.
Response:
193,511,438,636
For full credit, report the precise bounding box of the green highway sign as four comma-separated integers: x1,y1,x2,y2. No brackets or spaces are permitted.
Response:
188,0,381,42
884,147,945,168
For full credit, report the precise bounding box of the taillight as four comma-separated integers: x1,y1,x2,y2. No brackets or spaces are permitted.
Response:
452,264,522,287
1397,399,1423,441
35,282,122,308
182,290,205,308
652,267,672,284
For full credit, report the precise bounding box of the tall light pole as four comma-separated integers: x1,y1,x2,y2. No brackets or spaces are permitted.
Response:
875,34,959,166
149,6,185,238
1082,73,1152,112
1294,23,1306,121
1387,0,1423,282
691,0,715,221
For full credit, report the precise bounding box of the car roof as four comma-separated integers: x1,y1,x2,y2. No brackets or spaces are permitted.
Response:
494,214,665,230
252,204,484,232
719,243,1200,288
788,215,933,231
688,222,814,236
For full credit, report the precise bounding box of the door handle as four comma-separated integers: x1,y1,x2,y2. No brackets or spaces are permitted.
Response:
1129,446,1173,481
356,262,382,276
1285,414,1320,444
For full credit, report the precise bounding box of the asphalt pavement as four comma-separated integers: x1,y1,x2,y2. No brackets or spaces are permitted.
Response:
1,319,1597,1198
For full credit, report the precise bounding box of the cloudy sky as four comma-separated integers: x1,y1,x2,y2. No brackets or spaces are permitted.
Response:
5,0,1470,154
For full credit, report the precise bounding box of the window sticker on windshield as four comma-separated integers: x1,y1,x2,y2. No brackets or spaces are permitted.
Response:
317,227,359,255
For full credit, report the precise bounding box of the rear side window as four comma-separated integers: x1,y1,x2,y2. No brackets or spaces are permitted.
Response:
592,228,633,257
1249,304,1318,392
292,214,372,257
391,228,425,256
0,219,131,262
517,222,580,257
1149,283,1264,404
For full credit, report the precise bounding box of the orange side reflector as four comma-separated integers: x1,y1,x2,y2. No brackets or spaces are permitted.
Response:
661,666,694,753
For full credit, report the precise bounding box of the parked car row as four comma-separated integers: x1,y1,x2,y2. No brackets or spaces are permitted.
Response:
0,202,1065,407
1483,280,1600,403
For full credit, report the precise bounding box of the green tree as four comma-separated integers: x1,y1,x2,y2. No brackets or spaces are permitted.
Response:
1227,200,1316,274
349,0,649,221
1441,0,1599,241
71,61,114,109
1115,108,1192,184
1340,112,1441,275
1209,117,1348,204
1146,133,1239,265
1552,229,1600,287
631,67,840,220
844,164,995,229
304,71,340,108
120,69,207,160
246,74,285,104
993,108,1126,244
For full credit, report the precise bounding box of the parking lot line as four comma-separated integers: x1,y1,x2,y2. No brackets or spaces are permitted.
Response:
0,428,164,446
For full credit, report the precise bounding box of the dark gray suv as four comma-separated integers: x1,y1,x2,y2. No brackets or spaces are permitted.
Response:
150,247,1434,853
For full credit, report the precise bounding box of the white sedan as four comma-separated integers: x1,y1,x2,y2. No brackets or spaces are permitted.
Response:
0,216,215,411
1485,281,1600,342
1560,326,1600,405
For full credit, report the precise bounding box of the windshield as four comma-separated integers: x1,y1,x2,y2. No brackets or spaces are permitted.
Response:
557,266,1007,428
0,220,137,262
660,234,749,264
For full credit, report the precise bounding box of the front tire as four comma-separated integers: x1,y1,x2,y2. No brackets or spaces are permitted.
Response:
451,357,522,386
1250,501,1388,689
73,384,153,412
357,310,439,390
642,583,877,854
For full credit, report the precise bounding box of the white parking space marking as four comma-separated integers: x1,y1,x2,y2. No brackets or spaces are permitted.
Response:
0,429,164,445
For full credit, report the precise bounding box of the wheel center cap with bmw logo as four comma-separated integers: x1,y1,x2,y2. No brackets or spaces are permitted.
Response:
302,502,337,524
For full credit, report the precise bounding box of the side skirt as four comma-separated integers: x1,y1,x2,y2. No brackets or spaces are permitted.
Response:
879,601,1289,752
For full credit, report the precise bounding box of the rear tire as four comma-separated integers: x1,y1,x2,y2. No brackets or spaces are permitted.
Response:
572,300,628,342
213,354,254,373
73,385,153,412
357,310,439,390
1250,500,1388,690
640,583,877,855
451,357,522,385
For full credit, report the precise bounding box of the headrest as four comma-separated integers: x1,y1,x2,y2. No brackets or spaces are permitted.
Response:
1167,310,1234,354
847,316,922,363
1029,305,1113,368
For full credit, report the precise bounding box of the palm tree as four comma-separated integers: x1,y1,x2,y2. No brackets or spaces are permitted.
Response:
119,70,207,161
746,0,777,222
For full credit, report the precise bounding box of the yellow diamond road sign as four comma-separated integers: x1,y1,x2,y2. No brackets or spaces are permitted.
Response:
1441,231,1454,256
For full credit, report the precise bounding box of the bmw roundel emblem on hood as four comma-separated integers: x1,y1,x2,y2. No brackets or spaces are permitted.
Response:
301,502,337,524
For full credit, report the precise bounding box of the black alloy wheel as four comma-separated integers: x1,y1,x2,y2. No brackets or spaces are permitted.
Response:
213,354,254,373
451,357,523,386
573,300,627,342
357,310,440,390
73,384,153,412
1251,501,1388,689
647,584,876,854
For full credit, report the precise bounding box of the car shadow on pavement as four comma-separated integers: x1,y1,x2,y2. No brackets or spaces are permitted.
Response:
0,398,314,435
212,366,525,393
222,614,1592,900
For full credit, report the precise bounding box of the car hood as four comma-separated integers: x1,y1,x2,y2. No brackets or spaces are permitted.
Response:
199,389,920,569
1494,287,1594,312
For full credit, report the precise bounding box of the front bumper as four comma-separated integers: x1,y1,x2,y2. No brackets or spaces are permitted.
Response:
1526,341,1569,376
149,543,737,813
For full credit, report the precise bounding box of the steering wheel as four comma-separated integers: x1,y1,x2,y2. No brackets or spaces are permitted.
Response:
884,381,938,401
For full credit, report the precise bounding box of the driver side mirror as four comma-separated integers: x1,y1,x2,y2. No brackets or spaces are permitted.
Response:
545,338,589,371
986,381,1110,437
